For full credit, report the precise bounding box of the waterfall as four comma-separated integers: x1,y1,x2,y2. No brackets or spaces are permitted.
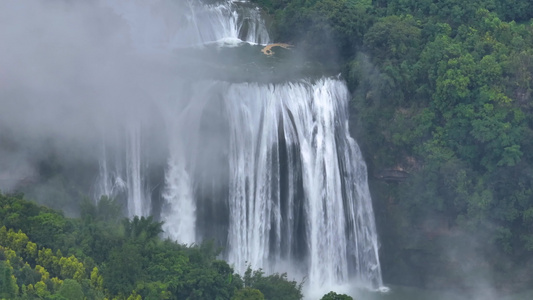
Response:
95,127,147,217
221,79,383,288
162,154,196,244
102,0,269,51
95,142,127,203
96,0,270,217
125,124,151,217
94,0,383,292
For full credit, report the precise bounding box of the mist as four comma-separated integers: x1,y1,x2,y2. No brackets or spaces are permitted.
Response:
0,0,212,193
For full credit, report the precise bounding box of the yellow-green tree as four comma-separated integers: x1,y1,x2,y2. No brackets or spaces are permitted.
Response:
59,255,85,281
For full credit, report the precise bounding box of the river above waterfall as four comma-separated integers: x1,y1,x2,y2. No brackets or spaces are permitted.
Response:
173,43,338,83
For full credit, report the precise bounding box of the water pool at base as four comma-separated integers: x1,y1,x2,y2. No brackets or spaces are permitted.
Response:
348,285,533,300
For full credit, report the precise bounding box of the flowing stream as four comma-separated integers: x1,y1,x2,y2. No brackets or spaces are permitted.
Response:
95,0,384,295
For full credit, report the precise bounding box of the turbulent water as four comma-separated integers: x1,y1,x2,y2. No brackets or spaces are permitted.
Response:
222,79,383,288
95,0,384,293
103,0,269,50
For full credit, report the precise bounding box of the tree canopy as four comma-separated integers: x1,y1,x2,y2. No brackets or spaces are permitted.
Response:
0,193,304,299
255,0,533,291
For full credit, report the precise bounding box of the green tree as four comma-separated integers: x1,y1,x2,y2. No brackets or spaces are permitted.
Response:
34,280,50,298
124,216,163,242
80,196,122,223
103,243,144,295
37,248,60,276
232,287,265,300
0,261,18,299
90,266,103,290
57,279,84,300
363,15,422,63
58,255,85,281
243,267,303,300
29,212,67,247
321,291,354,300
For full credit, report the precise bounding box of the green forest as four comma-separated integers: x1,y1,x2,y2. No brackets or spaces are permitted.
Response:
0,193,307,299
250,0,533,291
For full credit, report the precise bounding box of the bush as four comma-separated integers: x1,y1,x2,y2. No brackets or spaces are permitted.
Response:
320,291,353,300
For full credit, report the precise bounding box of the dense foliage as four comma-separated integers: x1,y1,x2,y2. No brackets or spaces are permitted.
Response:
319,291,353,300
254,0,533,291
0,193,304,299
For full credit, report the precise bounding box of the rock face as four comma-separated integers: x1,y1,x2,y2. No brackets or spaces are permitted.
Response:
261,43,293,56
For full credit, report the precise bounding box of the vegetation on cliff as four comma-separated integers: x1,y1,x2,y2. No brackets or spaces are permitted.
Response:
254,0,533,290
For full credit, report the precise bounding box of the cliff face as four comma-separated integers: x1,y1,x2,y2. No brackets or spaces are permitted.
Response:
261,43,292,55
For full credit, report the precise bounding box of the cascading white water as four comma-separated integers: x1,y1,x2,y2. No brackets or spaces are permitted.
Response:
102,0,269,51
94,0,384,293
95,143,127,202
125,124,151,217
161,154,196,244
160,81,219,244
96,0,269,218
187,0,270,46
95,126,149,217
222,79,383,289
